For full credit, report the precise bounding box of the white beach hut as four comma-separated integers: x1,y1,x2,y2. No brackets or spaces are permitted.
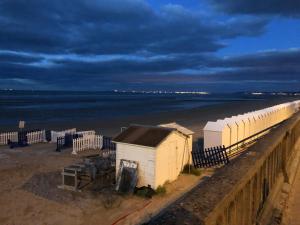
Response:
279,103,295,121
113,124,194,189
246,113,258,141
294,100,300,111
288,102,297,116
229,116,246,143
203,121,223,149
203,118,236,149
266,108,276,131
237,114,251,141
272,106,283,125
268,107,278,126
252,112,264,138
242,113,255,138
224,118,239,148
278,104,286,121
159,122,193,152
258,109,269,133
269,107,277,124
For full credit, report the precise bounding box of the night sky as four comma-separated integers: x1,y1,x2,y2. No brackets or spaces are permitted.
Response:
0,0,299,92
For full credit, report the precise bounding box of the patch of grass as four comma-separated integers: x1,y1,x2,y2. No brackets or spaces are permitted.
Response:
136,189,149,197
155,185,166,195
164,180,170,185
135,186,156,198
182,164,202,176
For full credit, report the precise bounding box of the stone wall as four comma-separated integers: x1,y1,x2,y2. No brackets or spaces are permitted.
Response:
147,112,300,225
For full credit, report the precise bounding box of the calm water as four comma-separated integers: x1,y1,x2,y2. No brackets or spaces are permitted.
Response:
0,90,269,126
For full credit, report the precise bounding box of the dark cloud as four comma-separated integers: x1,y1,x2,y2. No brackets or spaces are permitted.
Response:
210,0,300,17
1,49,299,89
0,52,42,64
0,0,267,55
104,49,300,84
195,49,300,82
0,53,208,78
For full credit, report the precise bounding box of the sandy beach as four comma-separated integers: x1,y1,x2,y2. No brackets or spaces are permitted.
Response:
0,143,214,225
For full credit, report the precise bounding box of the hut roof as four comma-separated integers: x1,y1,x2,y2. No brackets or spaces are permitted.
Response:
159,122,194,135
204,121,224,131
113,125,174,148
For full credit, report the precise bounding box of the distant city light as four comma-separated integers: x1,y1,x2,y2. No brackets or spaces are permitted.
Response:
113,90,210,95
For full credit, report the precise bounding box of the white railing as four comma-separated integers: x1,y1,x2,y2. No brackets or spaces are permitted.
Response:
27,130,46,144
0,132,18,145
51,128,76,142
72,135,103,155
76,130,96,137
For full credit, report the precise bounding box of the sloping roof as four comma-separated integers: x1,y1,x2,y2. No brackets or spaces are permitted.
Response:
203,121,221,131
113,125,174,148
204,118,238,131
159,122,194,135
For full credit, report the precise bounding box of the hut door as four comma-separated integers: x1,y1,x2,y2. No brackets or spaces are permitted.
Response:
168,141,177,180
147,160,155,187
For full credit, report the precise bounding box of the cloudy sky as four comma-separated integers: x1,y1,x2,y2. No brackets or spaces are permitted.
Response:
0,0,299,92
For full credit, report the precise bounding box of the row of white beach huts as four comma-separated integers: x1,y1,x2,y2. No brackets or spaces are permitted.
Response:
203,100,300,150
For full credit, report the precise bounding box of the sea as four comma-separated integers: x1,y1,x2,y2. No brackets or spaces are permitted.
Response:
0,90,297,127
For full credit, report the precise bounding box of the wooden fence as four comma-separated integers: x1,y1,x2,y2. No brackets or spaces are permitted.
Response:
56,133,81,152
76,130,95,136
27,130,46,144
51,128,76,142
0,132,18,145
72,135,103,155
50,129,96,142
192,146,229,168
102,136,116,150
